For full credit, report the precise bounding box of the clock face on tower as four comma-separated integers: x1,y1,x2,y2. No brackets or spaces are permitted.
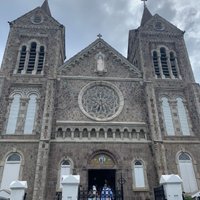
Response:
78,82,124,121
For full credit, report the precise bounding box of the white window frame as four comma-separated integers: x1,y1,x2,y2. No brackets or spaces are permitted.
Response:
132,160,148,191
178,152,198,193
176,98,190,136
6,94,21,134
57,159,74,191
0,153,21,191
161,97,175,136
24,94,38,134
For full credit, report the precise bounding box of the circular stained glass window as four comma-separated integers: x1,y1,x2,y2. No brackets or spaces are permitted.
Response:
78,82,124,121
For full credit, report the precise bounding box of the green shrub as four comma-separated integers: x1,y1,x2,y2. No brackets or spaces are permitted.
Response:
184,196,192,200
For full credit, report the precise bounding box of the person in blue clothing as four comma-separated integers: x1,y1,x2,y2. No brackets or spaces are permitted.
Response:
100,184,113,200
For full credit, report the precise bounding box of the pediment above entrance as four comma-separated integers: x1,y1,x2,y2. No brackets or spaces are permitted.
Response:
58,38,142,79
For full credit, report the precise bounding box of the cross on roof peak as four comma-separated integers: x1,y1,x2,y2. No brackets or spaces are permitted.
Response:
141,0,147,7
97,34,102,39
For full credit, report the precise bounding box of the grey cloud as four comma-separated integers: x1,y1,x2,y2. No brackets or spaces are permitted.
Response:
151,0,176,22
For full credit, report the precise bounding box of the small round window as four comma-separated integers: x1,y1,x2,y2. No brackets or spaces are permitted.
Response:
154,21,165,31
31,14,43,24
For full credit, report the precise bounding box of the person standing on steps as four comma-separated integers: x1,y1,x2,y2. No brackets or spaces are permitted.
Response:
100,184,113,200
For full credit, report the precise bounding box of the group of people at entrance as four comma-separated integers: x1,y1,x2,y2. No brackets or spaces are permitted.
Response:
88,184,114,200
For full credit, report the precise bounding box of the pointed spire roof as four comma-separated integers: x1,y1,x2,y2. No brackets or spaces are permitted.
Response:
140,5,152,26
41,0,51,16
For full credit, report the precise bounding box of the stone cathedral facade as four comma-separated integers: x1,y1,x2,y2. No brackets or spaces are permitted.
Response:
0,1,200,200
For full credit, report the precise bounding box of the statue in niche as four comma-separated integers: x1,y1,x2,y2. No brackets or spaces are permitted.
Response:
95,52,107,75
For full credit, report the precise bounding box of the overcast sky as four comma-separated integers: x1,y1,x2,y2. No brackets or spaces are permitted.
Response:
0,0,199,83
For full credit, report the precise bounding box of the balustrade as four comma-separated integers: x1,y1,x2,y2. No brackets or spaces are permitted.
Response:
55,125,147,141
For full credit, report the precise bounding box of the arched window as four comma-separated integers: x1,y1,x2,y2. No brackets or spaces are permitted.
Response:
99,128,105,138
24,94,37,134
133,160,145,188
59,160,72,188
66,128,71,138
27,42,37,74
153,51,160,78
161,97,175,135
37,46,45,74
0,153,21,191
90,129,96,138
107,128,113,138
176,98,190,135
16,42,45,75
18,45,27,73
82,128,88,138
170,52,178,78
178,153,198,193
152,47,181,79
160,48,170,78
115,129,121,138
6,94,21,134
74,128,80,138
57,128,63,137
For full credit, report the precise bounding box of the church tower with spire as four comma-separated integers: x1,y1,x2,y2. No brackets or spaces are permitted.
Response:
1,0,65,77
128,2,200,194
0,1,200,200
0,1,65,199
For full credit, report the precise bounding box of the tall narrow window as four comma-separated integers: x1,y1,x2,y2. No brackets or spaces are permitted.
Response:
153,51,160,78
178,153,198,193
177,98,190,135
133,161,145,188
6,94,21,134
16,42,45,75
152,48,180,79
170,52,178,78
60,160,72,188
0,153,21,191
24,94,37,134
161,97,175,135
37,46,45,74
160,48,170,78
18,46,27,74
27,42,37,74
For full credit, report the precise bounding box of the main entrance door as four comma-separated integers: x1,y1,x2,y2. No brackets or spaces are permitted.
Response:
88,169,116,192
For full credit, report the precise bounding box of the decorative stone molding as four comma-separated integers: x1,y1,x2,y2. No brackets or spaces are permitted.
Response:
10,87,40,98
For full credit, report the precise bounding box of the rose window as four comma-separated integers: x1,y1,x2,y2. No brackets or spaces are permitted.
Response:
79,82,124,121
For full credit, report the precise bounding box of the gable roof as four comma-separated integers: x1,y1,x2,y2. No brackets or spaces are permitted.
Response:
59,38,142,78
11,3,61,27
139,12,183,34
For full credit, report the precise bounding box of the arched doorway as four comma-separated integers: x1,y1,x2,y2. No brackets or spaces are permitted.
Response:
87,152,117,193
